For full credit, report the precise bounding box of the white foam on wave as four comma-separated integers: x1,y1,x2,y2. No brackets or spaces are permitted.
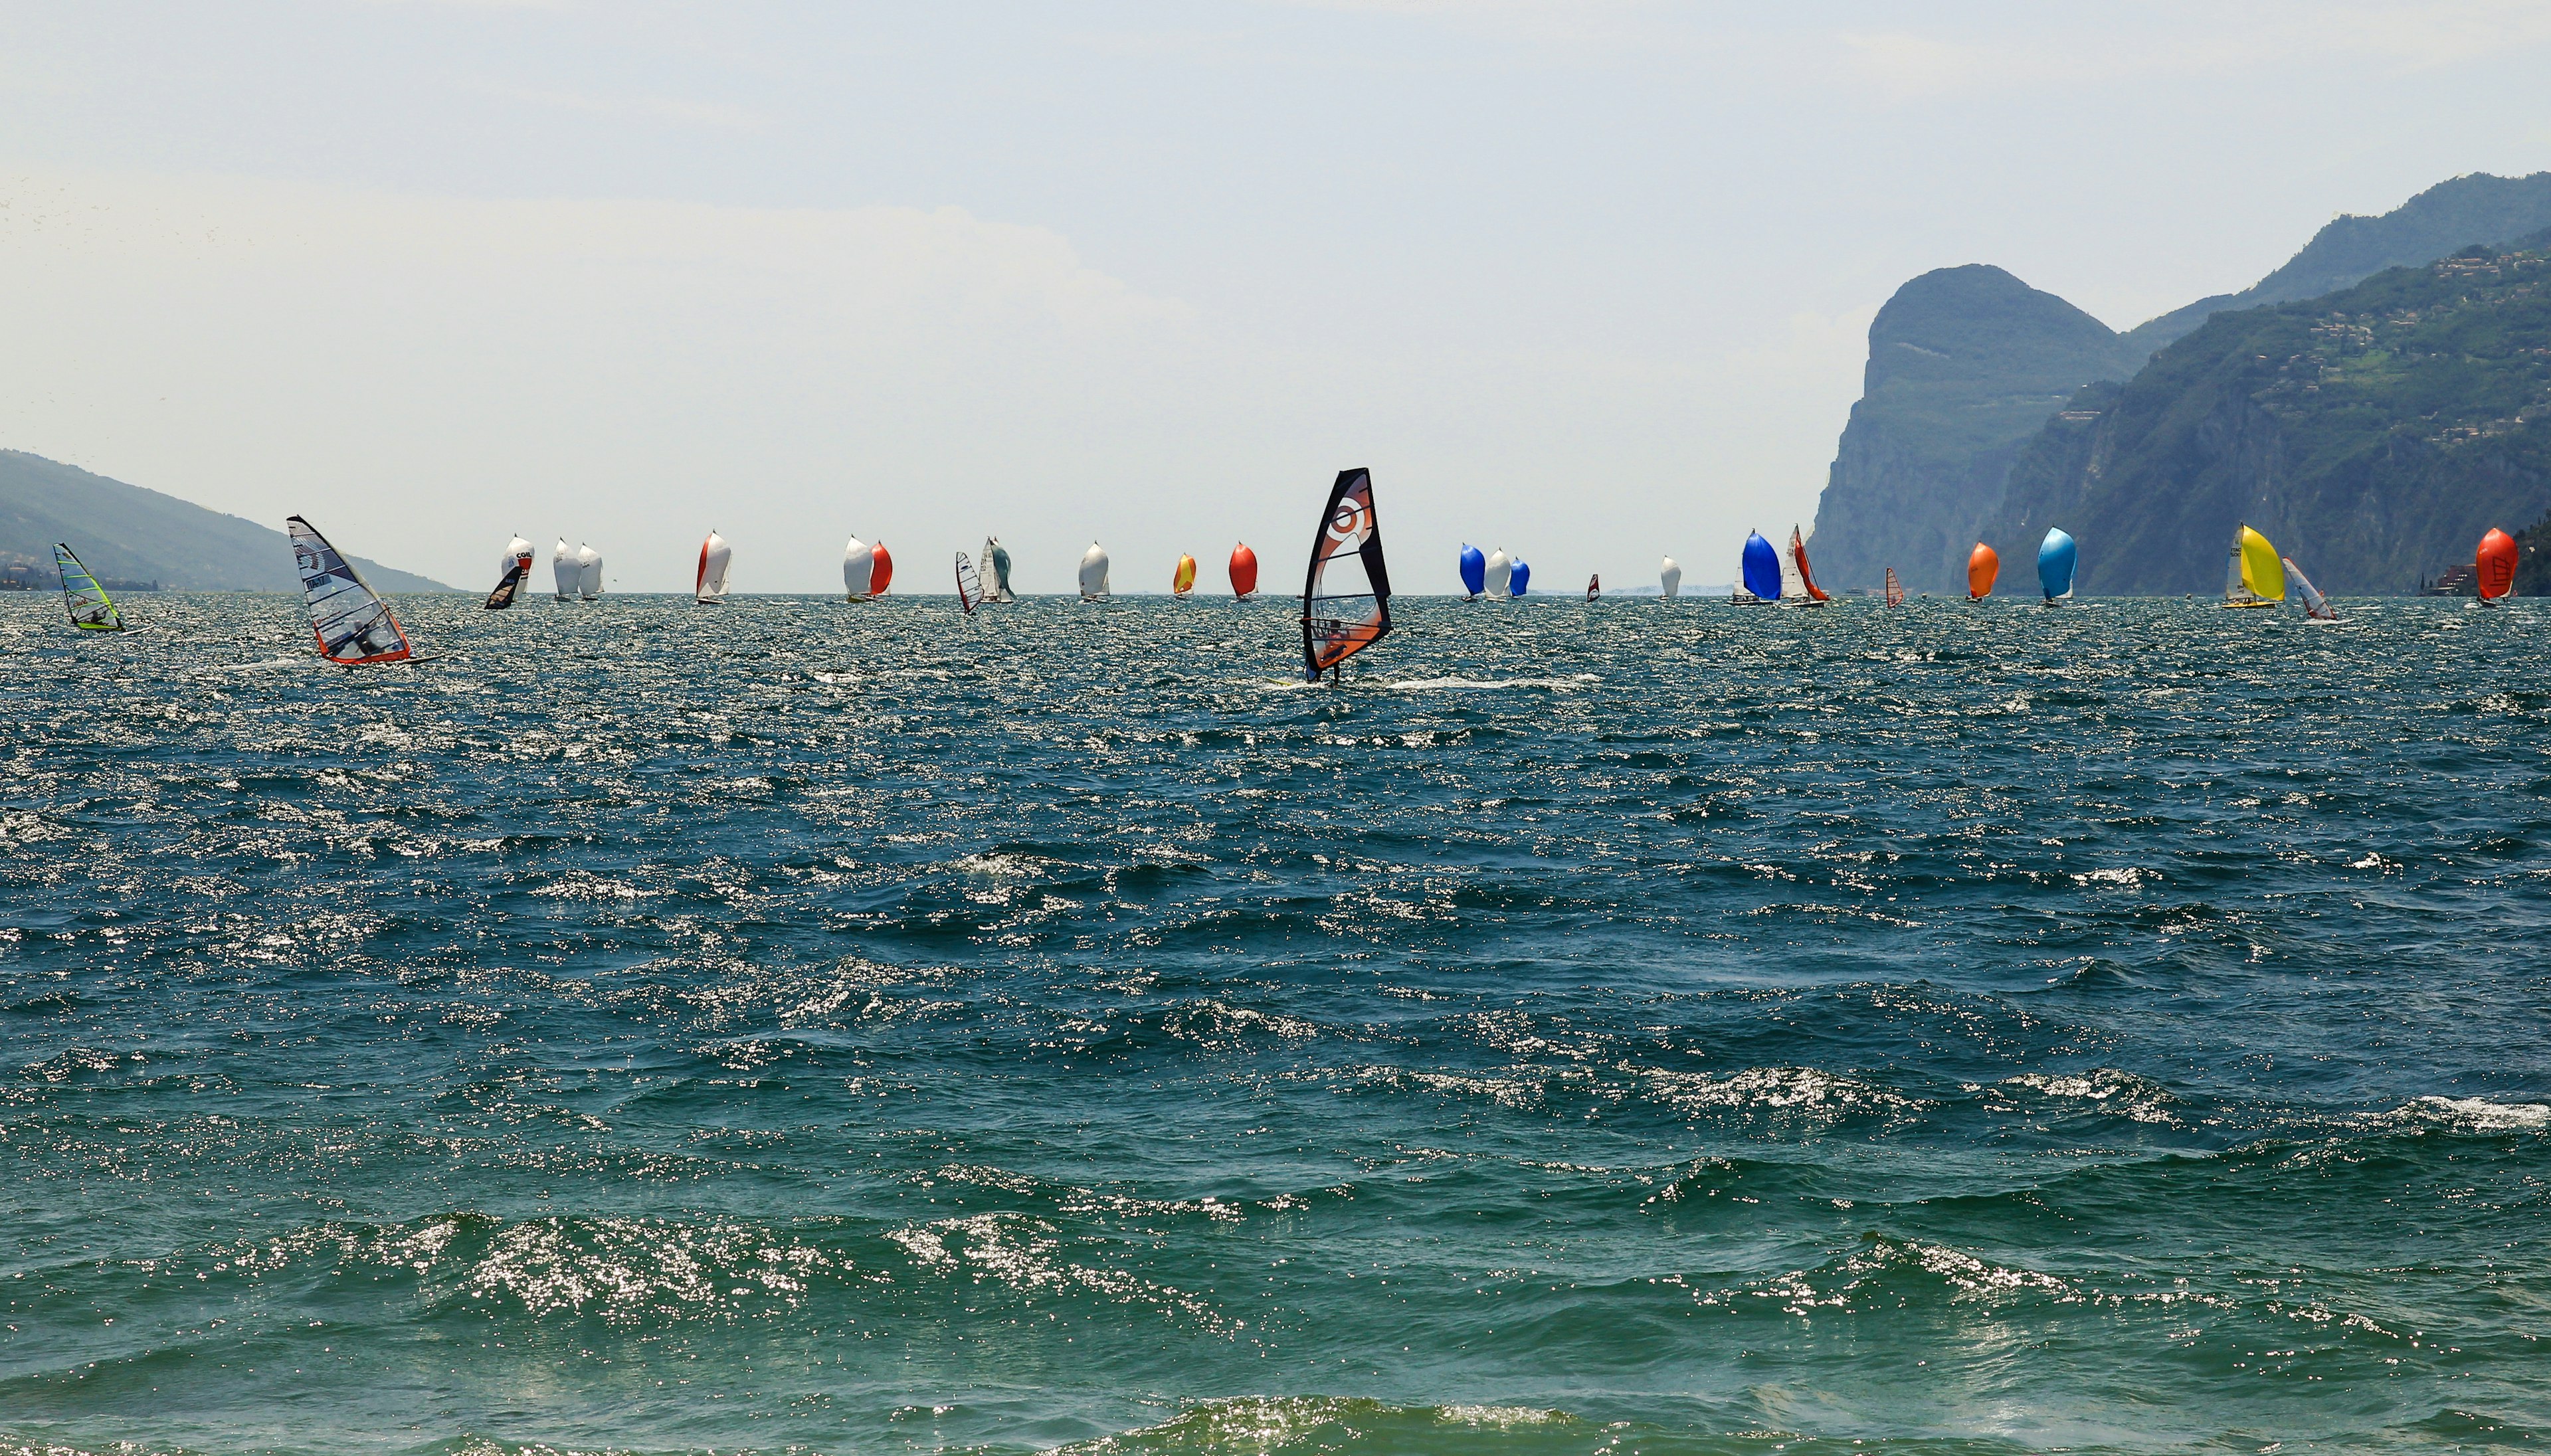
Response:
1388,674,1600,691
2394,1095,2551,1131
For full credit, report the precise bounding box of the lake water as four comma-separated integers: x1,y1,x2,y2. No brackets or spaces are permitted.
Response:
3,591,2546,1455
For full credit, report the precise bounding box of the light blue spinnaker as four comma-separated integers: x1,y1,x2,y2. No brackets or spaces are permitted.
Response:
2037,527,2077,603
1460,544,1486,598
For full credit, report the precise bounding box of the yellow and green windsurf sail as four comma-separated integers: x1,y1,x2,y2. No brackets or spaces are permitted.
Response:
54,543,124,631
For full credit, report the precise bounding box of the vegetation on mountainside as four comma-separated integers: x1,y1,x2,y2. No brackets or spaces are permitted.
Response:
1989,235,2551,594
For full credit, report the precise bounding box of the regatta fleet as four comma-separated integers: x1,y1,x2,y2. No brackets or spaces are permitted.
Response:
27,474,2530,662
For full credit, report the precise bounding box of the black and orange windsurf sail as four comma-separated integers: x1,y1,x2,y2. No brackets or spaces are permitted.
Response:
1301,467,1392,680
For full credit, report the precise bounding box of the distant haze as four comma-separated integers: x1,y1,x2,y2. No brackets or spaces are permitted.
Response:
1,3,2546,593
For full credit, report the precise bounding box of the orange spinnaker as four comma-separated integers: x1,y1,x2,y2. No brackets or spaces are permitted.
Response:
870,541,894,596
1173,554,1197,596
2478,527,2518,600
1968,542,2000,600
1230,542,1259,598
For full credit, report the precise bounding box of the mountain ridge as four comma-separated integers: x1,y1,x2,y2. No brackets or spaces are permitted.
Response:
0,450,452,594
1806,171,2551,592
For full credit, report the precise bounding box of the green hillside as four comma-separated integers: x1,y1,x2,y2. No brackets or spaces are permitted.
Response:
1807,172,2551,593
1986,236,2551,594
0,450,450,593
1802,266,2146,594
2121,172,2551,354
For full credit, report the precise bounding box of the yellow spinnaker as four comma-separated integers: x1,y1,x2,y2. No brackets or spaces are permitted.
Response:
2238,525,2286,602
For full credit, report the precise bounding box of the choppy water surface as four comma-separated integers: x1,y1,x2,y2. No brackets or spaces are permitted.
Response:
3,591,2548,1455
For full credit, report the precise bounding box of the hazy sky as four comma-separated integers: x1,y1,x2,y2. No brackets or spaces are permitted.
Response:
3,1,2548,593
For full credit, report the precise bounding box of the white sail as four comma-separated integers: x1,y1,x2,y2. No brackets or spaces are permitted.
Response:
844,536,875,600
504,536,534,579
576,544,603,598
1659,557,1682,600
2283,557,2338,620
697,531,731,603
1484,549,1512,598
981,537,1015,601
553,539,575,599
287,515,412,664
1079,541,1110,600
1776,539,1808,602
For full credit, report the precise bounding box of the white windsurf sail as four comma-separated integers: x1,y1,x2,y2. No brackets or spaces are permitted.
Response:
955,552,984,614
54,543,123,631
2283,557,2338,620
286,515,412,664
696,531,731,603
576,544,603,598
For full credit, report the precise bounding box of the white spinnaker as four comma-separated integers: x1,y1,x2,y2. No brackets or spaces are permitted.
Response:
577,545,603,598
1079,542,1109,599
1660,557,1682,599
1485,549,1512,597
553,539,575,598
844,537,875,599
698,532,732,602
504,536,534,580
286,515,411,664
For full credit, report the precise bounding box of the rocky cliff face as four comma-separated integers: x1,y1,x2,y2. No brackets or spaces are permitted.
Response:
1804,266,2142,594
1809,172,2551,594
1985,242,2551,594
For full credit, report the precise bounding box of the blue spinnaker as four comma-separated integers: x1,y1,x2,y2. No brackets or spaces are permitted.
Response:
2037,527,2077,601
1460,544,1486,596
1741,532,1781,601
1509,559,1531,596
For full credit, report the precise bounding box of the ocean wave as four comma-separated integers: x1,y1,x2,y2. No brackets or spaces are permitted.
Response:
1056,1396,1582,1454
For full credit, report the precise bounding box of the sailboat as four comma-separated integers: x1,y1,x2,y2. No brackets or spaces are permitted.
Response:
2222,524,2283,608
1736,532,1780,604
286,516,413,664
1586,573,1600,602
2037,527,2077,604
552,539,576,600
1884,567,1904,607
844,537,878,600
1173,554,1197,597
1230,543,1259,598
486,536,533,610
1079,543,1110,600
575,545,604,600
54,544,123,630
2282,557,2339,620
1509,559,1531,596
1484,548,1513,598
1301,468,1392,682
1967,543,1999,601
955,552,985,614
1784,527,1832,604
983,537,1016,602
696,531,732,604
2477,527,2518,602
1460,544,1486,599
1660,557,1682,600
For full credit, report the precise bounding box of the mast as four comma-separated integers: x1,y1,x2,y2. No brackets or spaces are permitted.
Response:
1300,468,1392,681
